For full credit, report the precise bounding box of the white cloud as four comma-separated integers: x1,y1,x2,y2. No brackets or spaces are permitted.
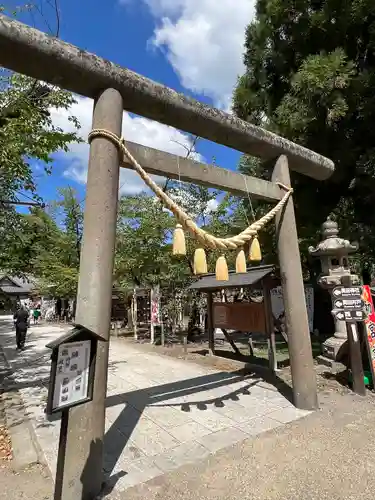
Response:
126,0,256,108
167,188,219,220
50,95,201,195
205,198,219,214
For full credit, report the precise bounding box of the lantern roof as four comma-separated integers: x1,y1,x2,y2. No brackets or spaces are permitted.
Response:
308,217,358,257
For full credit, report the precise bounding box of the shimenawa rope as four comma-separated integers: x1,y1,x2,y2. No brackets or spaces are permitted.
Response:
88,129,293,250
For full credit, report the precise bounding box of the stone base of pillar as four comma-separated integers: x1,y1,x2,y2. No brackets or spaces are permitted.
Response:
320,335,348,363
316,354,346,371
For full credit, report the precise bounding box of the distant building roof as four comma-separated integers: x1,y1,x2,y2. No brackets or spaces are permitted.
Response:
0,275,37,296
188,265,275,292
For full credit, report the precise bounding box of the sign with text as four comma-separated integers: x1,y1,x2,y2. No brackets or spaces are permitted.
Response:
213,302,266,334
333,298,363,311
332,309,366,322
52,340,91,412
332,285,366,323
333,286,362,299
361,285,375,383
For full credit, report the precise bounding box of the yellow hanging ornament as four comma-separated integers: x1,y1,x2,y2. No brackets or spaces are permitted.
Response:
216,255,229,281
194,248,208,275
235,249,247,273
249,235,262,262
173,224,186,256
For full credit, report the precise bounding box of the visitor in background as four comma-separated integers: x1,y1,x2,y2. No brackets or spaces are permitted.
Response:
33,305,41,324
13,305,29,351
55,298,62,321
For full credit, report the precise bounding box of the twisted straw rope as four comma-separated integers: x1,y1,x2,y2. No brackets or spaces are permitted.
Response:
88,129,293,250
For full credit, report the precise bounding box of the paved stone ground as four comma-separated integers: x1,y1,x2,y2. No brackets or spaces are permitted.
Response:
0,316,310,494
0,339,52,500
119,390,375,500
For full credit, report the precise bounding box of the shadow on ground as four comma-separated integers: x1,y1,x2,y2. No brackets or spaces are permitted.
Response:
0,316,294,497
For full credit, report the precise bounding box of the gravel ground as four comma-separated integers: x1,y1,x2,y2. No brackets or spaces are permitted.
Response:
121,336,354,396
0,407,12,461
0,346,52,500
0,462,52,500
0,392,52,500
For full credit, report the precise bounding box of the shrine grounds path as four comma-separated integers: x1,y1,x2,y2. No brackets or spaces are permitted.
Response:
121,390,375,500
0,316,375,499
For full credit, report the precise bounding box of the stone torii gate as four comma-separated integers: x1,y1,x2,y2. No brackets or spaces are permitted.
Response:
0,15,334,499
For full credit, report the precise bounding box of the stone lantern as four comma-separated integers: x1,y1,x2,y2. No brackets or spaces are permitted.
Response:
308,217,359,363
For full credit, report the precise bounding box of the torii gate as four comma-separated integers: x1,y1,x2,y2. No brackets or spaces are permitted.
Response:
0,15,334,499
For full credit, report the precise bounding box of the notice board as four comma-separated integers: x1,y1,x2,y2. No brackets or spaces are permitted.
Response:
213,302,266,334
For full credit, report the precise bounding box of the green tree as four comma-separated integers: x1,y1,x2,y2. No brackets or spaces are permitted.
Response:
114,193,189,291
233,0,375,276
0,187,82,298
0,73,80,201
0,205,60,276
33,188,83,297
49,186,83,267
0,73,81,274
114,187,239,334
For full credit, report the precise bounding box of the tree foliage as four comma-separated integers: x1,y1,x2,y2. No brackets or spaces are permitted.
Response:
233,0,375,273
0,73,81,201
114,193,185,292
0,72,81,276
34,187,83,297
1,188,83,298
114,183,239,293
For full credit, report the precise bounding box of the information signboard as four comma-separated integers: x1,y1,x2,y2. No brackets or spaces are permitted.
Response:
332,309,366,322
331,285,367,323
333,286,362,299
213,302,266,334
52,340,91,411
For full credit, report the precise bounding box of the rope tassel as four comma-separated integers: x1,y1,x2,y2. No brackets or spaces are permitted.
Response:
249,236,262,262
236,249,247,273
216,255,229,281
194,248,208,275
173,224,186,256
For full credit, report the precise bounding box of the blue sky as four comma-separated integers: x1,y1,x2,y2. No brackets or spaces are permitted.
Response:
10,0,256,208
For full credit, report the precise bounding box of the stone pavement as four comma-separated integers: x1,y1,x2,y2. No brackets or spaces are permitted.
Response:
0,316,310,494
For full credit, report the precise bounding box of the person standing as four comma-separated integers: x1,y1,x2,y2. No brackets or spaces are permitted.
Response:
13,305,29,351
33,305,41,324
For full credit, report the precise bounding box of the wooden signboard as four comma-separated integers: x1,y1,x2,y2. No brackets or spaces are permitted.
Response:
213,302,266,334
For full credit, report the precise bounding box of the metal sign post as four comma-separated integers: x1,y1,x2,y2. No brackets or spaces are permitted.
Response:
333,277,367,396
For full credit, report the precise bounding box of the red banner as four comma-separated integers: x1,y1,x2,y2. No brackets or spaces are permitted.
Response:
361,285,375,381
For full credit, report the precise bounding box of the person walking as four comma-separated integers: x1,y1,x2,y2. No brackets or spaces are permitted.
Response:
33,305,41,324
13,305,29,351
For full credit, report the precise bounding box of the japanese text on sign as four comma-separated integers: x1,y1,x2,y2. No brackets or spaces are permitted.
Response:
334,299,363,310
333,286,362,298
52,340,91,411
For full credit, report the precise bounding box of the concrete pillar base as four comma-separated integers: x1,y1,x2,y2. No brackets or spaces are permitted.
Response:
321,336,348,362
316,355,346,372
